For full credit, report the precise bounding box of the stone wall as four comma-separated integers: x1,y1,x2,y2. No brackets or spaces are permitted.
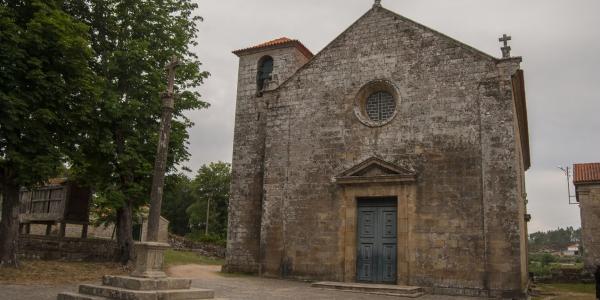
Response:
225,42,311,273
576,183,600,271
227,5,528,298
169,234,226,258
19,235,119,261
28,223,114,239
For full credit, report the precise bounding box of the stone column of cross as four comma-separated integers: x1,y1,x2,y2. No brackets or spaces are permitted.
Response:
146,55,180,242
499,34,512,58
374,0,382,7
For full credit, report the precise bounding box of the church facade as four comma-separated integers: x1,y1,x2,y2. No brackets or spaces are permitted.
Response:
225,3,530,298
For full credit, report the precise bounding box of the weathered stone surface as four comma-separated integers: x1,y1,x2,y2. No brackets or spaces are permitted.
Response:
57,292,108,300
77,284,214,300
312,281,424,297
576,183,600,271
226,4,529,299
102,276,191,291
19,235,119,261
130,242,170,278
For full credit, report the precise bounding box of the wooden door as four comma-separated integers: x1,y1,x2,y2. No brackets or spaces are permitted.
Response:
357,198,397,284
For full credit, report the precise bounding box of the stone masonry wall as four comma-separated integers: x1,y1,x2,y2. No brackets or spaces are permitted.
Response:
577,183,600,271
225,45,310,273
227,5,528,298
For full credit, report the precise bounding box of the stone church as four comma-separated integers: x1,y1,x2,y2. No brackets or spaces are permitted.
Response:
225,2,531,298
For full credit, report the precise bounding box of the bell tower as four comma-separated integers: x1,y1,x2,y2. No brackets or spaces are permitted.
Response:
224,38,312,273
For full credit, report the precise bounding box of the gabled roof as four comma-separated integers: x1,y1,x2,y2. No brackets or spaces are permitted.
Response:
335,157,416,185
272,5,510,94
573,163,600,185
232,37,314,59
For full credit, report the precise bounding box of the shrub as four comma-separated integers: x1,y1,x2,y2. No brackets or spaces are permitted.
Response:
185,230,226,247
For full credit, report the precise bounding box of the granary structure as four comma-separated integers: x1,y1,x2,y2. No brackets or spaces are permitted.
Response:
19,178,92,238
573,163,600,271
225,2,531,298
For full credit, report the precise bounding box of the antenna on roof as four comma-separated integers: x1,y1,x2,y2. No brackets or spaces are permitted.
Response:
558,166,578,205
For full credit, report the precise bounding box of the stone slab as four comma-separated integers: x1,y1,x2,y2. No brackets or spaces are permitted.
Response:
312,281,424,297
79,284,214,300
103,275,191,291
57,292,108,300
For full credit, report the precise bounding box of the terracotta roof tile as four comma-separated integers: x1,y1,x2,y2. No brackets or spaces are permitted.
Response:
233,37,313,59
573,163,600,185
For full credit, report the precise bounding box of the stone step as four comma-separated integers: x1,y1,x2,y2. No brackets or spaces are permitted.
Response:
79,284,215,300
57,292,109,300
312,281,425,298
102,275,192,290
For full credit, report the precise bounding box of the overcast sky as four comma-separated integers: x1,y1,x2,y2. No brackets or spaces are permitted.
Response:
185,0,600,233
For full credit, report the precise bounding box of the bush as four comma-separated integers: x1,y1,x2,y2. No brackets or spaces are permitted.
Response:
541,253,557,266
529,261,553,277
185,230,226,247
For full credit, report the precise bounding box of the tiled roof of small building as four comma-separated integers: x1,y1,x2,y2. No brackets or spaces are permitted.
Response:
573,163,600,185
233,37,314,59
47,178,68,185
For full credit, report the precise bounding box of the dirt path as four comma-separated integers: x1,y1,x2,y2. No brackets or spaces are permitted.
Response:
537,293,594,300
167,264,223,279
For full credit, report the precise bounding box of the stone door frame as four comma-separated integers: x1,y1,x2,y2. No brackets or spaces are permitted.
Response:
334,157,416,285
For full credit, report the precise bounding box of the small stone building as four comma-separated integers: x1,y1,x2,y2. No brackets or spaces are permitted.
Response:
226,2,530,298
573,163,600,271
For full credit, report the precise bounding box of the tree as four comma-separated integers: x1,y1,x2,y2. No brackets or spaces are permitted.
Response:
65,0,209,263
0,0,98,267
529,227,582,252
161,174,196,236
187,162,231,238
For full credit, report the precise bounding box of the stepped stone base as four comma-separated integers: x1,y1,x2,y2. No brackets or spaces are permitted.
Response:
58,275,215,300
312,281,425,298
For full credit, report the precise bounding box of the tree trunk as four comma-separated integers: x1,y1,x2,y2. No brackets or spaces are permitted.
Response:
115,200,134,265
0,182,20,268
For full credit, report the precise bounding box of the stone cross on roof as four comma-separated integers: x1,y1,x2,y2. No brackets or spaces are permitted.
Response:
499,34,512,58
374,0,382,7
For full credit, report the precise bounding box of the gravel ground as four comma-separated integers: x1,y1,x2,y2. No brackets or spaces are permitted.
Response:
1,265,490,300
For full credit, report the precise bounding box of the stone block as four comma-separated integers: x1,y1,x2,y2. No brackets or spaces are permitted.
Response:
131,242,170,278
102,275,191,291
78,284,214,300
57,292,107,300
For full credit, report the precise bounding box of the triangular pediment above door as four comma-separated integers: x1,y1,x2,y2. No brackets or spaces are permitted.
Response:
335,157,416,185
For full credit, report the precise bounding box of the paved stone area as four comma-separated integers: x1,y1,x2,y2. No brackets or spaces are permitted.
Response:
1,265,489,300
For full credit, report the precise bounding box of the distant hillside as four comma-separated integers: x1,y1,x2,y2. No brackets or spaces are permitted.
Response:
529,227,581,252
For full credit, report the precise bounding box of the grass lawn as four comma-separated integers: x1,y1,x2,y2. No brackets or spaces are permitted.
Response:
545,283,595,294
164,249,224,266
0,250,223,285
533,283,596,300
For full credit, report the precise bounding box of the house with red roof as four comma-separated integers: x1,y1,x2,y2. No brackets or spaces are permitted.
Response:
573,163,600,270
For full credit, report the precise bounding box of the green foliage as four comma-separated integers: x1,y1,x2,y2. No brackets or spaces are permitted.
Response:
540,253,557,265
186,162,231,238
162,174,196,235
529,227,581,252
0,0,99,187
0,0,99,265
529,252,584,278
65,0,209,214
185,230,226,247
529,261,553,277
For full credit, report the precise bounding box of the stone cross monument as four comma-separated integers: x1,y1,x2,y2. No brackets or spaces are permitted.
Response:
57,56,216,299
146,56,180,242
129,55,180,278
499,33,512,58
